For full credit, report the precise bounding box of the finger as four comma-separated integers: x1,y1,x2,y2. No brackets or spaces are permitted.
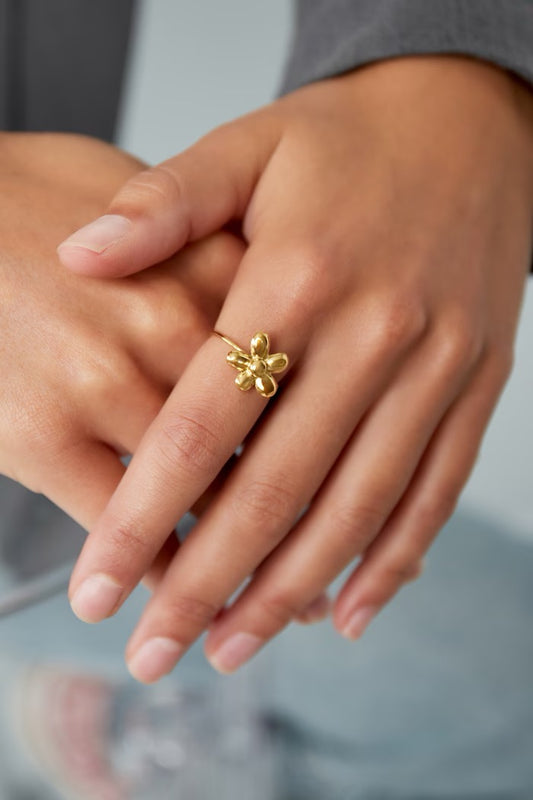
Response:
188,450,239,519
293,592,331,624
165,231,245,313
201,323,478,669
141,532,180,592
192,447,331,628
89,379,167,457
70,272,424,628
190,449,330,627
56,116,280,277
331,352,510,639
149,461,239,592
96,233,246,453
117,305,430,682
66,239,327,626
37,438,179,598
118,232,246,390
140,455,242,593
208,590,331,629
39,441,125,533
145,464,330,619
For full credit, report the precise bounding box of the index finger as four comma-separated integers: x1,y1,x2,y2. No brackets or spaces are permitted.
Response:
67,245,303,623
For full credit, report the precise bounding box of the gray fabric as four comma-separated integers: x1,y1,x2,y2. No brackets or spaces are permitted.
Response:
279,0,533,95
0,0,137,141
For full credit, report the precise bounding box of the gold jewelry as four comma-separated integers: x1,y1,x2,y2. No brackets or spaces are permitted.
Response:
213,330,289,398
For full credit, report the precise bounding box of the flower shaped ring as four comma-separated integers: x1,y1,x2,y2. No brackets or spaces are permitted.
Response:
214,331,289,398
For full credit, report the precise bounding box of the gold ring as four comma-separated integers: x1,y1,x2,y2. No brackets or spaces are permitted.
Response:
213,330,289,398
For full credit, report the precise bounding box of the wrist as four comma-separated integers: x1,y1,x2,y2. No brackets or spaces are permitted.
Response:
339,54,533,191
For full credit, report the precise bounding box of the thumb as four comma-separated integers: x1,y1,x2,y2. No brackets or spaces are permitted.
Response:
57,115,279,278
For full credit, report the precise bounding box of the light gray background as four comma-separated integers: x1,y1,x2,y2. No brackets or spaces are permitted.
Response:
1,5,532,796
117,0,533,541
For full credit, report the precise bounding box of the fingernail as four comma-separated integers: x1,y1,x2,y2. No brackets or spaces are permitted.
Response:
297,594,331,623
208,632,264,674
57,214,132,254
127,637,184,683
340,605,378,640
70,574,124,623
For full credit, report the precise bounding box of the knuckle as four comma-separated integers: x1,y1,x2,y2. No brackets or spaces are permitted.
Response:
108,518,152,560
171,303,211,349
72,344,139,399
414,486,459,530
134,284,209,351
288,239,331,280
271,240,336,325
381,557,423,587
6,402,60,456
113,163,186,217
162,592,219,629
330,500,385,551
434,313,484,374
406,559,426,582
370,294,428,356
126,284,172,342
5,407,81,492
232,475,300,530
255,591,299,629
201,230,246,272
487,344,515,384
3,442,50,494
158,410,221,473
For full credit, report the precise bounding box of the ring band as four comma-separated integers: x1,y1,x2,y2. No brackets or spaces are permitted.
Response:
213,330,289,398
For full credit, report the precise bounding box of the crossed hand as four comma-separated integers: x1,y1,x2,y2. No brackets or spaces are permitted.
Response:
7,55,533,684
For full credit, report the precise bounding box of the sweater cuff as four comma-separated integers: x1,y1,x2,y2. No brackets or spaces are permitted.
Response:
278,0,533,95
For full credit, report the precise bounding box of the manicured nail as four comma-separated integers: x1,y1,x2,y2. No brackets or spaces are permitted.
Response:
340,605,378,640
297,594,331,623
127,637,184,684
57,214,132,254
208,632,264,674
70,573,124,623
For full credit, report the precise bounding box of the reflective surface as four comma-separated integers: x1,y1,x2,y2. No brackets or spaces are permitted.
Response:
1,475,533,798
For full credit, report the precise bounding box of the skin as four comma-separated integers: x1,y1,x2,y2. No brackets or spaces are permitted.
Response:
0,131,239,591
57,56,533,683
0,130,328,621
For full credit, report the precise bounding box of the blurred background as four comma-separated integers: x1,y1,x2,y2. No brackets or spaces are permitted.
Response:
0,1,532,798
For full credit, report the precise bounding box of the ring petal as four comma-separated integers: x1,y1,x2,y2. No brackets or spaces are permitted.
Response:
235,369,255,391
255,373,277,397
250,332,269,359
227,350,251,370
265,352,289,373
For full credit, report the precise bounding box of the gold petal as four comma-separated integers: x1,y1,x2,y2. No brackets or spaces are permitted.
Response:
227,350,251,370
250,332,269,359
255,373,277,398
265,352,289,373
235,369,255,390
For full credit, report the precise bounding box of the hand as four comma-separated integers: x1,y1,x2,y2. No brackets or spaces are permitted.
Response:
58,56,533,682
0,131,244,591
1,131,329,623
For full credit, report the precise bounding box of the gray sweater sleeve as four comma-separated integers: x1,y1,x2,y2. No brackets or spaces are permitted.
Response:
277,0,533,275
278,0,533,95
